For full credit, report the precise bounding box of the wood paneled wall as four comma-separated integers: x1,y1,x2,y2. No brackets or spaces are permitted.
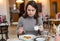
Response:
50,0,57,19
50,0,60,19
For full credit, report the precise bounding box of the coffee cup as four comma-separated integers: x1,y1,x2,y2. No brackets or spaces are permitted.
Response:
34,26,39,31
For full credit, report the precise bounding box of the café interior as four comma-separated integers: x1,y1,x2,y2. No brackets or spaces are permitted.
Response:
0,0,60,41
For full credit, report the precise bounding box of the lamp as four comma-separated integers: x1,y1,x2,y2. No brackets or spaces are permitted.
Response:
33,0,37,2
0,0,3,4
33,0,41,3
16,0,24,3
16,0,24,9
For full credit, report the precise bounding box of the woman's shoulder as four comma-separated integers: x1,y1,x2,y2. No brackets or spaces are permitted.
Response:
38,17,42,20
20,17,24,19
18,16,25,21
38,17,43,22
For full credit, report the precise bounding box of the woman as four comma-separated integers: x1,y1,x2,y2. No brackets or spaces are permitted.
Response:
17,1,43,36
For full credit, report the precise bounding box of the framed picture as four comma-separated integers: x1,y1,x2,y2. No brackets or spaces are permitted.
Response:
52,2,57,14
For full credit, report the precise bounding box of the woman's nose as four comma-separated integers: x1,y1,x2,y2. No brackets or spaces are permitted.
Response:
30,11,32,13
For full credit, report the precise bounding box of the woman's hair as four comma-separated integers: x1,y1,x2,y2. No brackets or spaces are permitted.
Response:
37,3,42,12
23,1,39,25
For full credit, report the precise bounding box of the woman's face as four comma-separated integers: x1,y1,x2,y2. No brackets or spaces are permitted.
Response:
27,5,36,17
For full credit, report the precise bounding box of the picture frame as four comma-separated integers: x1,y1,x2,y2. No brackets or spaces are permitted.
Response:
52,2,57,14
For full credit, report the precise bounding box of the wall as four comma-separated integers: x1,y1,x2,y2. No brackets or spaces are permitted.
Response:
57,0,60,12
25,0,32,6
0,0,10,25
50,0,60,18
9,0,16,8
37,0,50,16
0,0,6,15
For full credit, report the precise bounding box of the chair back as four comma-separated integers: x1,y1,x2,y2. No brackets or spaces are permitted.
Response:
0,15,3,23
56,12,60,19
0,15,6,23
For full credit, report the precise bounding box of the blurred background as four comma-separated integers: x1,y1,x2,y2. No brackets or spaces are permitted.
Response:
0,0,60,41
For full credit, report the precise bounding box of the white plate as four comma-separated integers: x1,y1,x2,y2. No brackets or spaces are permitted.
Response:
19,34,36,40
36,38,45,41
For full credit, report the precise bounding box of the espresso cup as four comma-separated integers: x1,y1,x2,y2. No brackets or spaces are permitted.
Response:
34,26,39,31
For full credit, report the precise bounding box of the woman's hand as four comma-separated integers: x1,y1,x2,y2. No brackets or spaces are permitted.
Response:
54,33,60,41
38,25,43,31
18,27,24,34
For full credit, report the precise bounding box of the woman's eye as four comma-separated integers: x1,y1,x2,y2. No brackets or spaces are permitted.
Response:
32,10,34,11
27,9,35,12
28,9,31,11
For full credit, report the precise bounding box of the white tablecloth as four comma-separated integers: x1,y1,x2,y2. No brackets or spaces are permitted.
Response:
7,37,54,41
48,19,60,21
7,38,22,41
0,23,8,26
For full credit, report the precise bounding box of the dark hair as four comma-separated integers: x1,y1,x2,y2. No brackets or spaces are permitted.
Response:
23,1,39,25
37,3,42,12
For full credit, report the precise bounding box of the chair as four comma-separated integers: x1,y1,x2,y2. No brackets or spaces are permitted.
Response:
0,15,3,23
56,12,60,19
0,15,9,40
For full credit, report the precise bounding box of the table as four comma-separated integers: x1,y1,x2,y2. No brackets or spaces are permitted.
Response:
48,19,60,21
47,19,60,35
47,19,60,28
7,37,54,41
48,19,60,25
0,23,9,41
7,38,22,41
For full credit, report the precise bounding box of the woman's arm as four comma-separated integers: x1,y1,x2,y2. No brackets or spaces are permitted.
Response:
38,17,44,35
18,27,24,35
38,17,43,31
17,17,24,35
38,25,43,31
54,33,60,41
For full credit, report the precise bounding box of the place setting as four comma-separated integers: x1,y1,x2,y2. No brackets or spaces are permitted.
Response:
18,25,48,41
